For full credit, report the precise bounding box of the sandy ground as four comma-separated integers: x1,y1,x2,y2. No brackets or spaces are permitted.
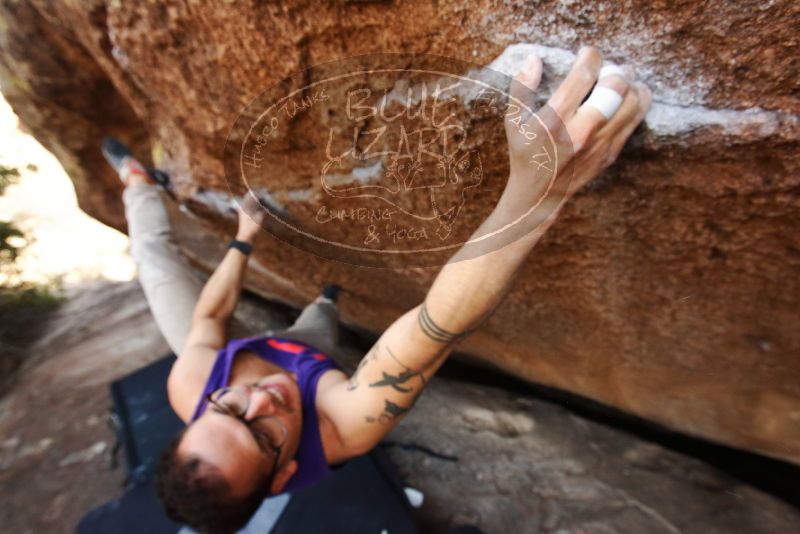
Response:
0,95,134,286
0,280,171,533
0,94,143,532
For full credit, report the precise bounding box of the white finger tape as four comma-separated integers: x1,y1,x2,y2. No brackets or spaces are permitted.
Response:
582,86,624,119
404,487,424,508
599,64,627,80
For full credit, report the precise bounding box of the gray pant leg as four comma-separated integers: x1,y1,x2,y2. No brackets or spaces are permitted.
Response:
270,298,340,355
124,184,203,355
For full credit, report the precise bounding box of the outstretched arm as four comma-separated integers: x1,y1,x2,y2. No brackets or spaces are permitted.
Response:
320,46,652,456
167,195,266,420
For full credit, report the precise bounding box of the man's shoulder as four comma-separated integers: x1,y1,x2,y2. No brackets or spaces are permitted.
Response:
167,343,221,422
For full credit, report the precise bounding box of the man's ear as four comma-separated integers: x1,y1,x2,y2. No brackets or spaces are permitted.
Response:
270,459,298,494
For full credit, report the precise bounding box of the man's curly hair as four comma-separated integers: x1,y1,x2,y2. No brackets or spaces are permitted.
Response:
154,430,273,534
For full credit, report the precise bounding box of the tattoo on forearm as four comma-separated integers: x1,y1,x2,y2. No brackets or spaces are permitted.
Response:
349,303,477,394
368,346,426,393
366,399,411,425
370,371,415,392
349,344,430,425
346,357,368,391
349,342,428,395
365,387,427,425
418,301,464,344
347,343,380,391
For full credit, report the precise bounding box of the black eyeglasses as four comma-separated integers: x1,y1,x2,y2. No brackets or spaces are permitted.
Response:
205,386,289,488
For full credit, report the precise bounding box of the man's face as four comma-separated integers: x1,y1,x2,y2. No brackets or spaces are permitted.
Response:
178,373,304,496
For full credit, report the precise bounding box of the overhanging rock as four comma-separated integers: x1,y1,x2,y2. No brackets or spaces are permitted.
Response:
0,0,798,465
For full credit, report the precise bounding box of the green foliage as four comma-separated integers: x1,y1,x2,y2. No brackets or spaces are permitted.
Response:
0,281,61,308
0,164,20,195
0,163,62,387
0,220,25,264
0,165,25,267
0,282,62,386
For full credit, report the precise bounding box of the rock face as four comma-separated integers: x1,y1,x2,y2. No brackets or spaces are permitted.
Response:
1,1,799,464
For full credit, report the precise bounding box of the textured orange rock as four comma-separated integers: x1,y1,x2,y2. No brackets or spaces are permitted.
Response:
0,0,798,464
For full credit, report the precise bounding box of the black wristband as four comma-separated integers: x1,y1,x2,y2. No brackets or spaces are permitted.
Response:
229,239,252,255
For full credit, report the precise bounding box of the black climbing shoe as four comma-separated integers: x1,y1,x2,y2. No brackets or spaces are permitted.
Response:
101,137,176,200
321,284,341,303
101,137,132,174
148,168,173,193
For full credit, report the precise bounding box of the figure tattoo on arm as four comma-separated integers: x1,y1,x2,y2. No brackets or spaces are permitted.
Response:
364,345,428,425
347,343,428,424
368,346,426,392
365,399,411,425
350,301,482,425
346,342,380,391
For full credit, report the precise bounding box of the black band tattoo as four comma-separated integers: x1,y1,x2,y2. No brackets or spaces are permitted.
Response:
418,301,463,343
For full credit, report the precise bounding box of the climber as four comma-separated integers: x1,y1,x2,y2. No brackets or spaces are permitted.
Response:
103,46,651,534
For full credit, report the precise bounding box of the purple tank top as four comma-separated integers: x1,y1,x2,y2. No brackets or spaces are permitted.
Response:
190,335,340,493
